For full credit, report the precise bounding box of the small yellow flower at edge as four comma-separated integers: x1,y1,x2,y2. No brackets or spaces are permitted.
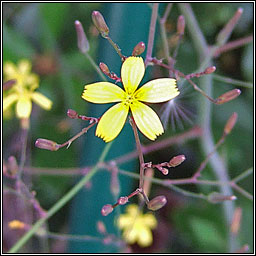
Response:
3,59,52,119
82,56,180,142
117,204,157,247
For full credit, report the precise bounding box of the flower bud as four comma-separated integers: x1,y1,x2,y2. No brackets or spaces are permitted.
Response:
8,156,18,176
231,207,242,235
132,42,146,56
177,15,185,35
160,167,169,175
224,112,238,135
118,196,128,205
147,195,167,211
101,204,113,216
8,220,26,230
75,20,90,53
35,139,60,151
67,109,78,119
215,89,241,105
92,11,109,37
208,192,237,203
97,221,107,234
99,62,111,76
3,79,16,90
204,66,216,74
169,155,186,167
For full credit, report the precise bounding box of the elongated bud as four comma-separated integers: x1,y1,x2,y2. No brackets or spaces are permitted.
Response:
204,66,216,74
177,15,185,35
101,204,113,216
224,112,238,135
97,221,107,234
132,41,146,56
118,196,128,205
8,156,18,176
215,89,241,104
99,62,110,76
8,220,26,230
160,167,169,175
92,11,109,37
147,195,167,211
75,20,89,53
169,155,186,167
67,109,78,119
216,8,243,46
3,79,16,90
35,139,60,151
231,207,242,235
208,192,237,203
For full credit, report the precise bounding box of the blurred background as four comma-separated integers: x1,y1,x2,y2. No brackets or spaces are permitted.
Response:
3,2,253,253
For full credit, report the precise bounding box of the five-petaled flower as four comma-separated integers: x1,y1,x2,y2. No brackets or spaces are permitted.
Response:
117,204,157,247
82,56,179,142
3,59,52,119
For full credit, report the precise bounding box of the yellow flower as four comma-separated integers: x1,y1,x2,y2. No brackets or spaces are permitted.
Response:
82,56,179,142
117,204,157,247
3,59,52,119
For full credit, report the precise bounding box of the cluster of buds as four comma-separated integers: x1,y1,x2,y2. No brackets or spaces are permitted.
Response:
144,154,186,175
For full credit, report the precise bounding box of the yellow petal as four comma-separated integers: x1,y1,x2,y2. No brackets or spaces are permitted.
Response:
135,78,180,103
143,213,157,229
117,215,134,229
82,82,125,103
121,56,145,94
32,92,52,110
16,97,32,118
4,62,17,78
96,103,129,142
123,227,138,244
130,101,164,140
18,59,31,74
3,93,18,112
137,227,153,247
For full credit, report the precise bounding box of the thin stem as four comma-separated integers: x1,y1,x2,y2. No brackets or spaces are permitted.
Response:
129,116,145,189
8,142,113,253
59,122,97,149
105,36,125,61
213,74,253,88
145,3,159,66
84,52,107,81
16,125,29,183
232,167,253,183
231,183,253,201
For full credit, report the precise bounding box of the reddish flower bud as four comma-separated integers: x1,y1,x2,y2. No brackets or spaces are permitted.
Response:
147,195,167,211
92,11,109,37
224,112,238,135
101,204,113,216
118,196,128,205
177,15,185,35
75,20,89,54
35,139,60,151
132,41,146,56
99,62,111,76
97,221,107,234
204,66,216,74
67,109,78,119
8,156,18,175
208,192,237,203
169,155,186,167
215,89,241,105
160,167,169,175
231,207,242,235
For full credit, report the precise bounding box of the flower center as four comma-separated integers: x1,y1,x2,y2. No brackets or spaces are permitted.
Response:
123,93,135,106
